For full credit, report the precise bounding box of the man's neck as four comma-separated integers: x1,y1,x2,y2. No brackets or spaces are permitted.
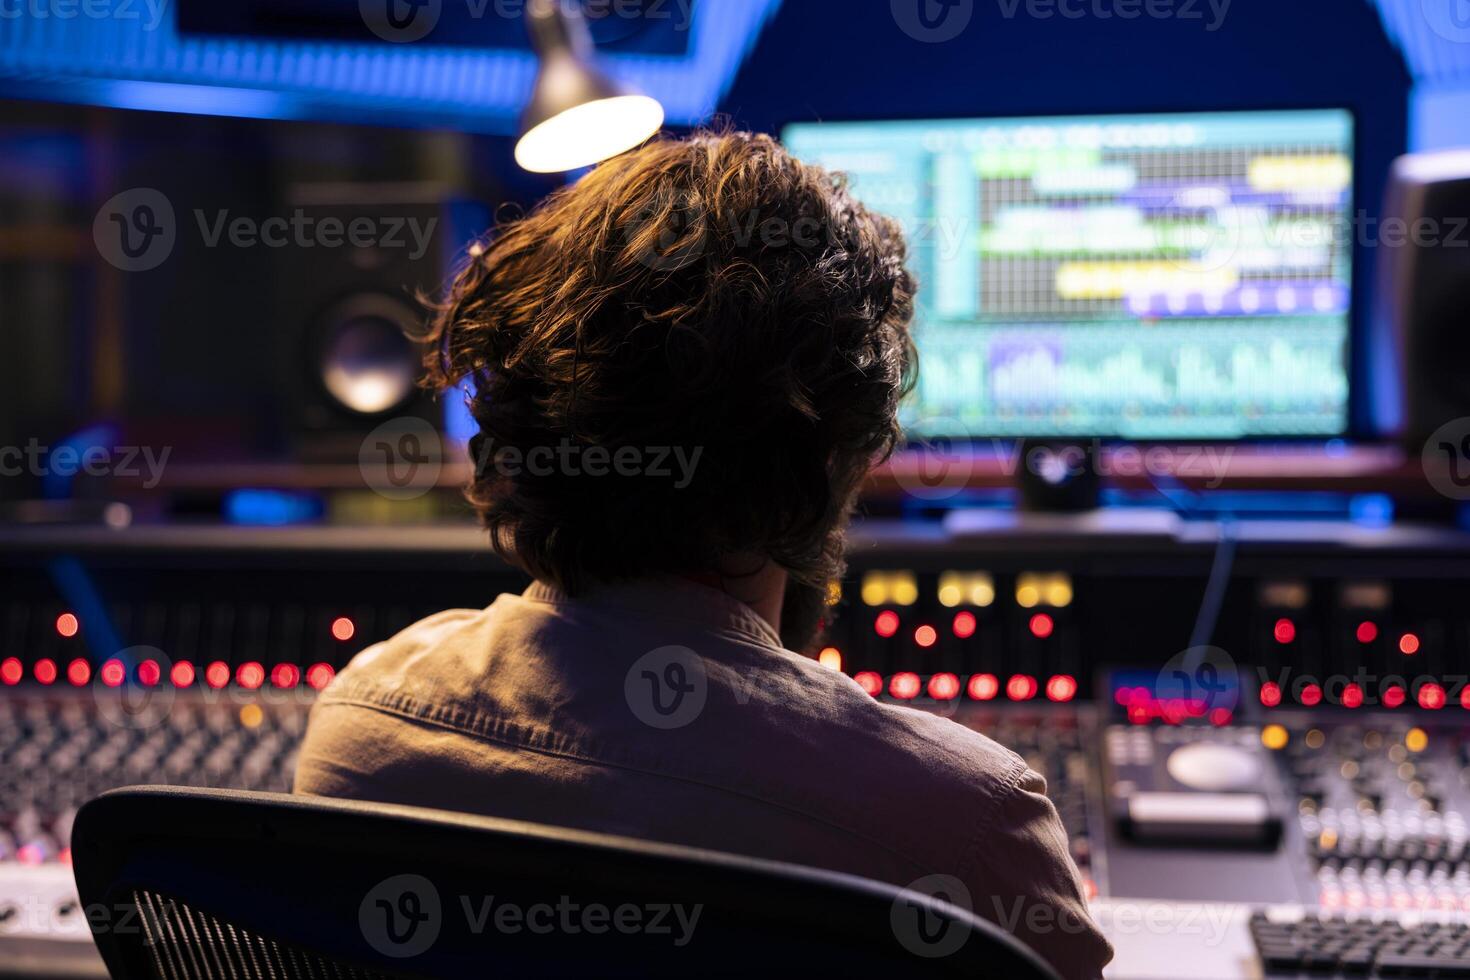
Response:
682,561,787,638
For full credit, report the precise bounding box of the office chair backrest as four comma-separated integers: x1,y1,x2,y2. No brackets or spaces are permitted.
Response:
73,786,1062,979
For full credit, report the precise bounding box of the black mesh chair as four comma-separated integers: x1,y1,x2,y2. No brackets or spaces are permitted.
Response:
72,786,1061,979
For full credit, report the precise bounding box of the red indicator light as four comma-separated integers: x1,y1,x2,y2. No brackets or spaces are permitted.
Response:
331,616,356,642
100,659,126,688
1299,683,1323,707
1341,683,1364,709
54,613,79,638
138,660,161,687
34,658,57,685
236,662,265,690
1356,621,1378,644
952,611,977,639
1127,703,1151,725
171,661,196,688
1399,632,1421,656
1007,674,1038,701
1462,686,1470,710
66,658,90,687
913,625,938,648
1046,675,1077,703
1209,707,1232,726
874,611,900,638
0,658,21,686
306,662,336,691
1419,682,1447,710
928,673,961,700
1028,613,1054,640
1273,618,1296,644
968,673,1000,701
890,672,922,700
204,661,230,689
1383,685,1406,709
1259,681,1282,707
854,671,883,697
271,663,300,689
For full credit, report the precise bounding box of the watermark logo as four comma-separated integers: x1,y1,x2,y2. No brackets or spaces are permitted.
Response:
92,646,177,732
893,417,978,502
624,645,707,729
890,874,973,958
1423,417,1470,500
359,417,443,500
626,185,708,272
0,0,171,31
361,874,442,958
1156,645,1239,716
1422,0,1470,43
892,0,973,42
94,188,175,272
360,0,442,42
996,0,1231,31
0,439,171,489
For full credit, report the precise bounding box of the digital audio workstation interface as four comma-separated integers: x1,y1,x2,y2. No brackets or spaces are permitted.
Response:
784,109,1355,438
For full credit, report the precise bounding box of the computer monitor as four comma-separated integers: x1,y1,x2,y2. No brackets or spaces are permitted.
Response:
782,109,1355,440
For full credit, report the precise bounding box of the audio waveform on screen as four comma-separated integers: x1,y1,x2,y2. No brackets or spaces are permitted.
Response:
784,110,1356,438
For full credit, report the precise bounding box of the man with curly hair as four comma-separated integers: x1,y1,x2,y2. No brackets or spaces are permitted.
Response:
295,131,1111,979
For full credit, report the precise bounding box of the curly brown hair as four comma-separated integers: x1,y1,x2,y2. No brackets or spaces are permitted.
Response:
423,130,916,599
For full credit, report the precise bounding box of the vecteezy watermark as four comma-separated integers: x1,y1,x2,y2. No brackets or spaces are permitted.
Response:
93,188,176,273
1422,0,1470,44
92,646,178,732
361,875,443,958
193,209,438,260
359,0,696,44
996,0,1232,31
1422,417,1470,501
890,874,975,957
891,0,974,42
471,438,703,489
1155,645,1239,716
889,433,1236,504
621,190,846,273
1257,667,1469,709
360,874,702,957
0,439,171,489
0,0,170,31
93,189,440,272
359,417,444,501
890,417,979,503
624,646,707,729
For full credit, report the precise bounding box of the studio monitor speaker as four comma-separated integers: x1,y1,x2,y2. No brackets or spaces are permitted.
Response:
1381,151,1470,446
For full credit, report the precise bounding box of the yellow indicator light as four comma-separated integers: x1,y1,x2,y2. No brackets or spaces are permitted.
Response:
818,647,842,671
1262,724,1289,751
860,573,889,607
1016,573,1041,609
969,575,995,607
825,580,843,607
937,573,964,608
240,704,264,729
1045,574,1074,608
1406,728,1429,754
1318,828,1338,851
890,573,919,607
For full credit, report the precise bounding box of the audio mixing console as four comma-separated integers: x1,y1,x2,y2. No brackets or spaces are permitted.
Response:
7,519,1470,978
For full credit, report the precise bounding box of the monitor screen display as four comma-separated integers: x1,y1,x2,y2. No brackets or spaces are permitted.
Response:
783,109,1355,439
